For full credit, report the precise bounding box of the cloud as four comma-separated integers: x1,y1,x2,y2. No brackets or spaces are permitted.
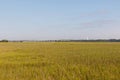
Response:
80,10,109,18
68,9,110,22
80,19,117,28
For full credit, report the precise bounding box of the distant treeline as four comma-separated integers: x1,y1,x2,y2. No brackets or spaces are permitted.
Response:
0,40,9,42
39,39,120,42
3,39,120,42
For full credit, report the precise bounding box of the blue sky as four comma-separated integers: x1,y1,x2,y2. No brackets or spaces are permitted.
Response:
0,0,120,40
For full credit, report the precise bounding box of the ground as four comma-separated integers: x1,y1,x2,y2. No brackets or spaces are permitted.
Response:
0,42,120,80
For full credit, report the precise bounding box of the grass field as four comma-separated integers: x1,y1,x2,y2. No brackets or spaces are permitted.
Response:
0,42,120,80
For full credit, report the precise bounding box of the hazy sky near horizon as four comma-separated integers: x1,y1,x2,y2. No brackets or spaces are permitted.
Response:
0,0,120,40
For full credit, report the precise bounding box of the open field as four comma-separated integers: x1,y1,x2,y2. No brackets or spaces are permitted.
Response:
0,42,120,80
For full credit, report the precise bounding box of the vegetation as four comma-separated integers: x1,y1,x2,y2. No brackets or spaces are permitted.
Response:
0,42,120,80
9,39,120,42
0,40,8,42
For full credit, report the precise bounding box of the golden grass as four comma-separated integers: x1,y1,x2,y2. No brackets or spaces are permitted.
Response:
0,42,120,80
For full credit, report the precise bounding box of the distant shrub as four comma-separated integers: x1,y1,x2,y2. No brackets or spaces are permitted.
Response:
0,40,9,42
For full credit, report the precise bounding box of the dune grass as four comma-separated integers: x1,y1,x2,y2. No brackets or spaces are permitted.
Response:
0,42,119,80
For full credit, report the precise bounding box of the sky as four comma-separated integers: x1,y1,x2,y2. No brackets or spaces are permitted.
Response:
0,0,120,40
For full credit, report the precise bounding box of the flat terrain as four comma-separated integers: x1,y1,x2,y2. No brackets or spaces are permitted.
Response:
0,42,120,80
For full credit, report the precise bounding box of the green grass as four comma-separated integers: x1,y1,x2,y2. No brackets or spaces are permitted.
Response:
0,42,120,80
